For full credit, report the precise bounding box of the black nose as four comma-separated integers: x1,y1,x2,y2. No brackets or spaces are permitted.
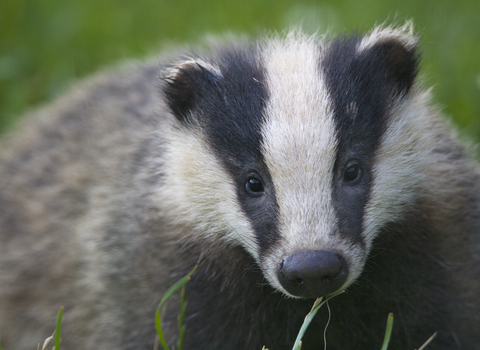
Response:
277,250,348,299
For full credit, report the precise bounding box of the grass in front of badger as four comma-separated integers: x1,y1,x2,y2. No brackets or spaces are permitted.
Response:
152,267,402,350
3,267,437,350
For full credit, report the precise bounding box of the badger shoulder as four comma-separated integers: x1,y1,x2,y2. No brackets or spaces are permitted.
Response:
0,59,176,348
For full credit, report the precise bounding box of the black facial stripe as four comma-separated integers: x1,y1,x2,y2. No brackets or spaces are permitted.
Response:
199,47,281,254
322,36,394,244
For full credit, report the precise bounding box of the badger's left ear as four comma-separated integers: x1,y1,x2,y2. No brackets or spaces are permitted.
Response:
366,38,419,97
162,59,223,125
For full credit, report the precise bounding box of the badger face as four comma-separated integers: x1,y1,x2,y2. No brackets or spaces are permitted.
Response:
161,26,421,299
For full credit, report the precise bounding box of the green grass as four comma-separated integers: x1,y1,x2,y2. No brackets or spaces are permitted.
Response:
152,268,437,350
153,269,401,350
155,266,197,350
380,313,394,350
1,0,479,139
291,291,345,350
54,307,64,350
153,267,344,350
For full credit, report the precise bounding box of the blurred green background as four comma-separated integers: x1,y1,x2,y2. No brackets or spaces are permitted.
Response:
1,0,479,138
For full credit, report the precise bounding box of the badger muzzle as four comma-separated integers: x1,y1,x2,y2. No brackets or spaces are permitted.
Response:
277,250,348,299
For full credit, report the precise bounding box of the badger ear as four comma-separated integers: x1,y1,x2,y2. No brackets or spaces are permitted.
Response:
368,39,419,97
163,59,222,125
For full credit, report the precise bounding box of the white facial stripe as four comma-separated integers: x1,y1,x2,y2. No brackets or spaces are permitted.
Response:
157,126,258,258
259,34,368,295
261,34,337,252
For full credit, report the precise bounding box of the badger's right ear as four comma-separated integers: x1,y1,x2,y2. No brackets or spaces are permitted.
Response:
163,59,223,125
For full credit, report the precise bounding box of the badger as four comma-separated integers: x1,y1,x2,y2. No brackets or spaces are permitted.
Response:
0,24,479,350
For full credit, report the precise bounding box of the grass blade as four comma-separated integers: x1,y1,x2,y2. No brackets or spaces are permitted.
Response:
176,285,188,350
54,307,64,350
380,313,394,350
291,290,344,350
155,265,197,350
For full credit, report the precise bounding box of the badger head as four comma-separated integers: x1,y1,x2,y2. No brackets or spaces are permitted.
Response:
160,25,425,299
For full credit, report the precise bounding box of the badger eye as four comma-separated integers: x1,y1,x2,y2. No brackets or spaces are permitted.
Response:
343,164,361,183
245,177,264,195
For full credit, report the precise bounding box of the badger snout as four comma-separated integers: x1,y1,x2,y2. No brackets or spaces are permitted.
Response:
277,250,348,299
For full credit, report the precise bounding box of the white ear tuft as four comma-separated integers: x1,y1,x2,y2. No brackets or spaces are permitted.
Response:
165,59,223,83
358,21,418,53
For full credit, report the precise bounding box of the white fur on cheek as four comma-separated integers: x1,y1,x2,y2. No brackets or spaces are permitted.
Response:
362,89,432,250
155,125,258,259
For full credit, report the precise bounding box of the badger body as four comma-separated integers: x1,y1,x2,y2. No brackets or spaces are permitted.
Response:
0,25,479,349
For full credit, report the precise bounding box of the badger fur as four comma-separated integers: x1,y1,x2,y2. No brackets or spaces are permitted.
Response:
0,24,479,349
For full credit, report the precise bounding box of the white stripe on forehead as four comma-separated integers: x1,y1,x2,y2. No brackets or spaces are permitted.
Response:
261,33,338,250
